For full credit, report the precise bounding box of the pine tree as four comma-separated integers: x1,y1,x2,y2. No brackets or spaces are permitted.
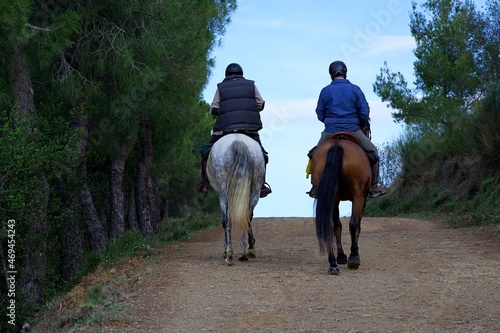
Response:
373,0,491,130
1,0,236,324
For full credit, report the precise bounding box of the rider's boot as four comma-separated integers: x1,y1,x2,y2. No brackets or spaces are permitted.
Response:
305,148,317,198
260,181,272,198
306,185,317,198
260,156,272,198
369,184,387,198
196,158,209,197
368,161,387,198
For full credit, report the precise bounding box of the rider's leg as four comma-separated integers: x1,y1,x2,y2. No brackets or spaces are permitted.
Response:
196,134,220,196
307,131,333,198
246,132,272,198
196,157,210,196
260,150,272,198
351,130,387,198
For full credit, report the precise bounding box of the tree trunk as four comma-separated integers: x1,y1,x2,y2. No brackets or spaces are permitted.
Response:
161,198,169,220
127,186,139,231
148,175,162,235
8,44,48,305
134,164,153,237
19,176,50,304
80,174,107,252
109,136,136,241
109,158,126,241
8,47,34,118
60,198,83,281
79,111,107,252
60,109,87,281
134,124,160,238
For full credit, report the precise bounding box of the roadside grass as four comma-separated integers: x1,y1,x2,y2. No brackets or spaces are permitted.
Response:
367,116,500,231
366,176,500,229
34,211,220,331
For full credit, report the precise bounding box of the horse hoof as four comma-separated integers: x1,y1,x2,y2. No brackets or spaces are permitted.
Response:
337,254,348,265
248,251,256,259
347,255,360,269
347,262,360,269
225,258,234,266
328,266,340,275
238,255,249,262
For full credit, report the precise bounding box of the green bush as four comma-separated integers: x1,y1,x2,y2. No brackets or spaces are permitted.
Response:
473,84,500,170
366,88,500,227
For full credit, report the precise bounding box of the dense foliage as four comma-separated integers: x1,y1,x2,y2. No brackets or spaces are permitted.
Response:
0,0,235,330
369,0,500,225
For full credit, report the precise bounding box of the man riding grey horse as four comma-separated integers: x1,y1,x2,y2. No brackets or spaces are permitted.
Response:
197,63,272,198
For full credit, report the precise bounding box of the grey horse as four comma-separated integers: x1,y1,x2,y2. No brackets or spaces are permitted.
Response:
207,134,265,265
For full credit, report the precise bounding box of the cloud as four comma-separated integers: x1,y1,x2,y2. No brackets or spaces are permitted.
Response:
362,35,416,58
260,97,403,147
262,100,314,126
367,99,404,144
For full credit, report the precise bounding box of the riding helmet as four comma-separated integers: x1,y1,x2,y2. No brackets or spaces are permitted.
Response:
225,63,243,76
329,60,347,76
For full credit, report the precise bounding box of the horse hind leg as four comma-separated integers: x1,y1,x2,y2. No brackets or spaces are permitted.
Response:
328,209,342,275
224,229,234,266
238,232,249,261
247,222,256,259
223,212,234,266
335,220,348,264
240,209,256,261
333,204,347,265
328,245,340,275
347,215,361,269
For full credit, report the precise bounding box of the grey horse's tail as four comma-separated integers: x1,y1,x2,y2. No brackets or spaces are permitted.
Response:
227,140,252,235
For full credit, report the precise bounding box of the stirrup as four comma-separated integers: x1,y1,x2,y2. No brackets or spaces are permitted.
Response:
369,185,387,198
260,182,272,198
196,183,209,197
306,186,317,198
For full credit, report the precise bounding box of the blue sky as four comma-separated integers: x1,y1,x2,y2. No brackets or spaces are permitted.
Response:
202,0,417,217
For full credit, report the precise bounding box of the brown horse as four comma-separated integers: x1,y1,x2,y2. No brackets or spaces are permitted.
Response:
311,134,372,275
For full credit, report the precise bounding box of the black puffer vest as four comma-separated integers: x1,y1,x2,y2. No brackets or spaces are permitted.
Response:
212,76,263,132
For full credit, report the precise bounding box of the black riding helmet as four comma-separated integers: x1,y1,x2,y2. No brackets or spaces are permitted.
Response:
329,60,347,77
225,63,243,76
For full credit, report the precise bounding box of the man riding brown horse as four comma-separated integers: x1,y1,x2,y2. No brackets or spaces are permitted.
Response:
307,60,387,199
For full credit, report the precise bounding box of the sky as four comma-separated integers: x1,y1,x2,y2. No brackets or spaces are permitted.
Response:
202,0,418,218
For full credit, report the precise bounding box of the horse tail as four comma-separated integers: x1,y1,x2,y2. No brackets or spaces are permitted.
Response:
315,143,344,255
227,141,252,235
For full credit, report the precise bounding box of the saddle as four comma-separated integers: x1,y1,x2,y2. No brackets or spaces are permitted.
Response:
330,132,377,166
199,141,269,164
328,132,358,144
306,132,369,179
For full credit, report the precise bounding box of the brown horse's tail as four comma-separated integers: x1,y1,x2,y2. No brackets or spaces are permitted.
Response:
315,143,343,255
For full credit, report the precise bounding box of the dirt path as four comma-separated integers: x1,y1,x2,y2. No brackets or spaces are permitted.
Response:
34,217,500,333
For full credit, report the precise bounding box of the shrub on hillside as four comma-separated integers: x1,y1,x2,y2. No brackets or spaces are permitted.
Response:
474,85,500,172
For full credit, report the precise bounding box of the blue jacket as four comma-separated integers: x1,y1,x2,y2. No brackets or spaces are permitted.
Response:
315,79,370,133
